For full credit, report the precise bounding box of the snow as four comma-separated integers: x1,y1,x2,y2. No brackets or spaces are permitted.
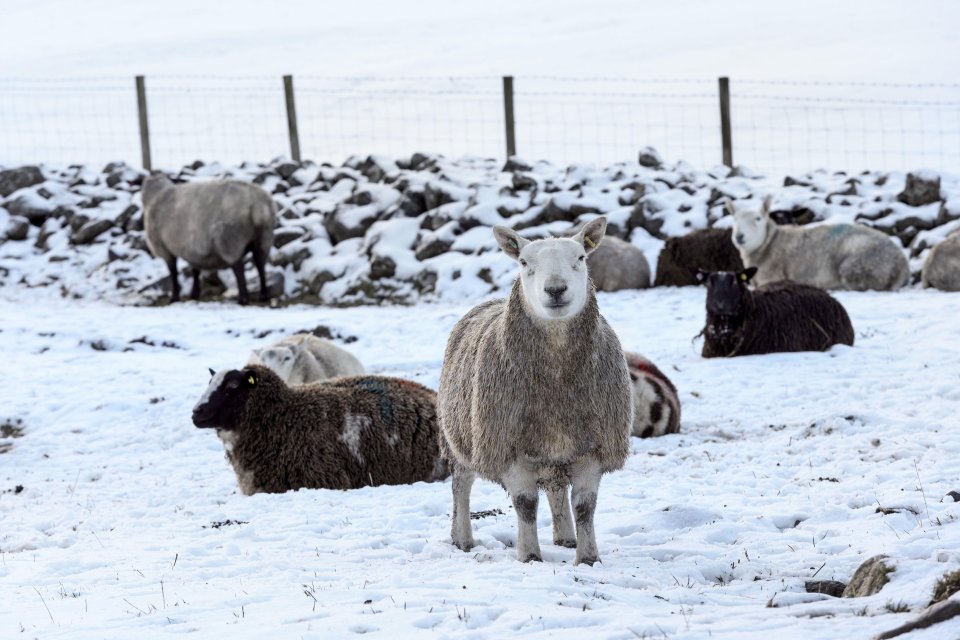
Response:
2,282,959,639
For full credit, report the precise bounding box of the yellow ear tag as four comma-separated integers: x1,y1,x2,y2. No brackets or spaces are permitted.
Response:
584,236,596,249
247,375,256,386
739,273,748,282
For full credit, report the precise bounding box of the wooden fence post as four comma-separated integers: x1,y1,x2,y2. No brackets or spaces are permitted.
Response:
135,75,152,171
718,76,733,168
283,75,302,163
502,76,517,158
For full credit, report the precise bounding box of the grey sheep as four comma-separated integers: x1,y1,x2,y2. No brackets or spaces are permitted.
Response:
142,174,277,305
247,334,364,384
730,196,909,291
921,229,960,291
625,352,680,438
437,217,633,565
695,268,855,358
558,226,650,290
653,228,744,287
192,365,448,494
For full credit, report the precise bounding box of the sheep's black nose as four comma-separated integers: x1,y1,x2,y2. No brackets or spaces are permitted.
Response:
544,284,567,299
735,233,745,244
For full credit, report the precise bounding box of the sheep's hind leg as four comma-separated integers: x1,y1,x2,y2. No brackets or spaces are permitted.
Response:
231,259,250,305
165,257,181,303
502,464,542,562
545,486,576,548
570,457,603,566
190,267,201,300
450,463,476,551
251,243,270,302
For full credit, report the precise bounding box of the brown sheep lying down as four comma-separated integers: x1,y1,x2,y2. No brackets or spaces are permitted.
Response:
192,365,448,494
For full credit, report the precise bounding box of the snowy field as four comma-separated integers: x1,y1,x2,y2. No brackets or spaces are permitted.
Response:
2,283,959,639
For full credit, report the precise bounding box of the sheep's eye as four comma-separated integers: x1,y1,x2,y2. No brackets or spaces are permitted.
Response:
755,216,762,222
578,255,586,262
519,259,528,267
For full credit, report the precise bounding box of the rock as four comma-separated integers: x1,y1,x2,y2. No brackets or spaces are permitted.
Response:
423,183,462,211
804,580,847,598
369,255,396,280
0,166,44,197
511,172,538,193
344,190,374,206
415,235,453,261
843,555,893,598
113,205,140,232
68,213,92,233
618,181,647,206
34,218,62,251
262,270,285,299
413,269,438,294
513,198,584,231
637,146,663,169
395,192,427,218
272,246,312,271
4,216,30,241
502,156,533,173
306,269,339,294
357,156,397,183
3,193,55,225
874,600,960,640
898,172,941,207
272,227,306,249
324,208,381,244
71,219,114,245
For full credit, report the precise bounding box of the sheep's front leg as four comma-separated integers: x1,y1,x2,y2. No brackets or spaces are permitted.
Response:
231,260,250,306
165,256,181,303
545,486,576,548
190,267,202,300
502,464,542,562
570,457,603,566
450,462,476,551
251,243,270,302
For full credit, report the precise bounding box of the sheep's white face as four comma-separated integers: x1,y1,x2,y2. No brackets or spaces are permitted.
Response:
730,197,773,254
254,345,298,381
494,217,606,322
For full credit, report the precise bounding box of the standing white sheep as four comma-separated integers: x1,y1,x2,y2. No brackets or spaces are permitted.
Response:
142,174,277,305
247,334,364,384
437,217,633,565
729,196,909,291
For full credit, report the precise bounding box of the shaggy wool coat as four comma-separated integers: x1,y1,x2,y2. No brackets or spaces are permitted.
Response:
654,228,744,287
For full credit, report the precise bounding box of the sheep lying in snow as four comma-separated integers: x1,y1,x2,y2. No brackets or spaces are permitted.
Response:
557,226,650,290
695,268,855,358
247,334,364,384
625,352,680,438
438,217,632,565
653,228,744,287
921,229,960,291
142,174,277,305
192,365,448,494
730,196,909,291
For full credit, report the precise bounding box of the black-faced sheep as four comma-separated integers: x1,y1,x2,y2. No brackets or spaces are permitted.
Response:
921,229,960,291
192,365,448,494
437,217,632,565
247,334,364,384
695,268,855,358
142,174,277,305
730,196,909,291
653,227,744,287
624,352,680,438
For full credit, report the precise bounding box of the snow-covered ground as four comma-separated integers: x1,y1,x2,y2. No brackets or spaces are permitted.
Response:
2,283,959,639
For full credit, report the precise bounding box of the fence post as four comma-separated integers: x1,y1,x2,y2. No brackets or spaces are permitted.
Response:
283,75,302,163
718,76,733,168
502,76,517,158
135,75,152,171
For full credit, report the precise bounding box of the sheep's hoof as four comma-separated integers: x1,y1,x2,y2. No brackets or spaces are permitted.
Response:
521,553,542,563
554,538,577,549
574,555,600,566
451,538,475,552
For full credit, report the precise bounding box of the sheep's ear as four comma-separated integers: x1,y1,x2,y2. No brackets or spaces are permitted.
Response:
208,368,216,378
740,267,758,283
241,368,258,387
724,198,736,215
493,225,530,260
761,195,773,216
691,268,710,285
576,216,607,254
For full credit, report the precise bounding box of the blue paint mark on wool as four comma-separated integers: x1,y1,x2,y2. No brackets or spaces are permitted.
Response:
358,378,394,425
828,224,852,238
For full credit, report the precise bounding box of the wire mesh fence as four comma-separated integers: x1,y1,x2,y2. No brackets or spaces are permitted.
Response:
0,75,958,176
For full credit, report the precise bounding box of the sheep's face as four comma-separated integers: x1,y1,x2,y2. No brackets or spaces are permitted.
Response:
254,345,299,382
729,196,773,254
695,268,758,341
192,368,258,431
493,217,606,321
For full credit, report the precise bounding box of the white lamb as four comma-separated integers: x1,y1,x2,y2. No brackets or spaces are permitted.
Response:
247,334,364,384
